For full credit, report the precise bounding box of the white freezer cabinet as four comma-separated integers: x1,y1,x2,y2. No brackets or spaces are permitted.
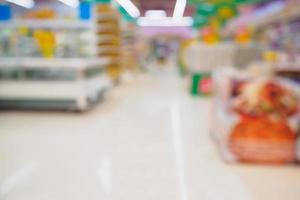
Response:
0,58,111,111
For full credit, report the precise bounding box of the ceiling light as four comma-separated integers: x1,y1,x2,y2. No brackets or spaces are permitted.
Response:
58,0,79,7
6,0,34,8
116,0,140,18
137,17,193,27
173,0,186,19
145,10,166,19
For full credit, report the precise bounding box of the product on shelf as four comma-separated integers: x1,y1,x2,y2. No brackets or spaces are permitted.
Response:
212,68,300,165
96,3,112,13
23,9,55,19
0,4,12,21
34,29,56,58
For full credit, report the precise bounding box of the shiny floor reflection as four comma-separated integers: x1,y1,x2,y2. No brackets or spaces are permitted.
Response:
1,70,300,200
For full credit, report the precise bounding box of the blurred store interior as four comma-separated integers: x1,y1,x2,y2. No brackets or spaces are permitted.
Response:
0,0,300,199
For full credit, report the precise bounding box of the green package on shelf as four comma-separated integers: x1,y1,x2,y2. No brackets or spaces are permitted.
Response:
190,72,212,96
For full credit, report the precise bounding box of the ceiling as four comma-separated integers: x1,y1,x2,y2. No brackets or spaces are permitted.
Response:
137,0,194,17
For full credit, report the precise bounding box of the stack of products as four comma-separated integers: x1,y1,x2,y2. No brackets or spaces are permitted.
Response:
212,68,300,164
121,23,138,71
94,3,121,81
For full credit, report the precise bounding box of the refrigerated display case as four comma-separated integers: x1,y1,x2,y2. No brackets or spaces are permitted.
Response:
0,58,110,111
0,18,112,111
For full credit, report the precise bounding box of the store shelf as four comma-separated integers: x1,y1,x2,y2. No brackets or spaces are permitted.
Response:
0,20,94,29
275,62,300,70
223,3,300,36
0,58,110,69
251,4,300,29
95,3,122,80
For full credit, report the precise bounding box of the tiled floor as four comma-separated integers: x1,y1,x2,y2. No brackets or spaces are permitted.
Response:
0,69,300,200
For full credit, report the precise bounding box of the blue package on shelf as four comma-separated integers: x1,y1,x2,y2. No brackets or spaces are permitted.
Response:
0,4,12,21
79,2,91,20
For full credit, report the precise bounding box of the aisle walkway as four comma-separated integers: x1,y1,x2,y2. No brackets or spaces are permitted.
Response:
0,70,300,200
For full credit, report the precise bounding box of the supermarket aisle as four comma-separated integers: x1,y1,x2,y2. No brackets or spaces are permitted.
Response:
0,69,300,200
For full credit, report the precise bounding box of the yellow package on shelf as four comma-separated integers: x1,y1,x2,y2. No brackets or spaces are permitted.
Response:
95,4,113,13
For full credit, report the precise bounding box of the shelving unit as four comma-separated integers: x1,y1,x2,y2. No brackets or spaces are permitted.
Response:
121,23,139,71
94,3,122,81
223,3,300,37
251,5,300,31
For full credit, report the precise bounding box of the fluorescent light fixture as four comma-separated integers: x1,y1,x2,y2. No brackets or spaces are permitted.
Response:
116,0,140,18
6,0,34,8
173,0,186,19
137,16,193,27
145,10,166,19
58,0,79,7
